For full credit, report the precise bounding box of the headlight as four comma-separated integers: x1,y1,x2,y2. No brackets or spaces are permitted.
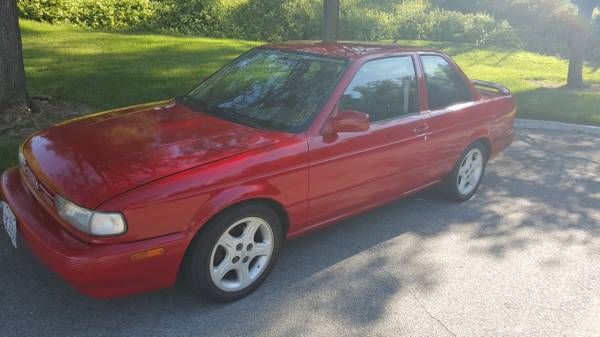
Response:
55,196,127,236
18,148,26,167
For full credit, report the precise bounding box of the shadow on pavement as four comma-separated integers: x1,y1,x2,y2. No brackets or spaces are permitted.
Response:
0,129,598,336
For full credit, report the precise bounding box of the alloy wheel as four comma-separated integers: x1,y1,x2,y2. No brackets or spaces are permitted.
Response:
456,148,484,196
209,217,274,292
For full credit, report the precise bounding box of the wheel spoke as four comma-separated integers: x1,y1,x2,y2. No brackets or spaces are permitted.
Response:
213,259,234,280
237,265,251,287
218,232,237,254
242,219,261,244
251,242,271,258
460,176,469,190
460,157,469,171
471,167,482,184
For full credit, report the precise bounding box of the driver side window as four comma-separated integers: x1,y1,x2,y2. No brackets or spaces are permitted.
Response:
339,56,419,122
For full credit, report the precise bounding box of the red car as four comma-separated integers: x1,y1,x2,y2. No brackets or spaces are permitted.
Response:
1,43,515,301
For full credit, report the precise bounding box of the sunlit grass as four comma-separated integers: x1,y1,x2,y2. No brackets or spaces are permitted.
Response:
21,20,261,109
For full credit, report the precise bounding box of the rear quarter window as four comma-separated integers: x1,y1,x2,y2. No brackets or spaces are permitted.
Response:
421,55,472,110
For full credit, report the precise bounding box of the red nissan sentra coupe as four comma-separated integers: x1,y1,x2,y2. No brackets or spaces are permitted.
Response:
1,42,515,301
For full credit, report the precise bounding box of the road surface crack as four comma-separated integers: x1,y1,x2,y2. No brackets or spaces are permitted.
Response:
407,288,457,337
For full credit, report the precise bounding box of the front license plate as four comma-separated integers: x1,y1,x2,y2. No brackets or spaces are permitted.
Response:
1,202,18,248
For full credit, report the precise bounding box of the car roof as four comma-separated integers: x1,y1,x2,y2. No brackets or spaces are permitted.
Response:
261,41,442,60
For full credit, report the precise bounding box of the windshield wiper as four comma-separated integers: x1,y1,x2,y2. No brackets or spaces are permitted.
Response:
176,95,211,114
224,110,266,129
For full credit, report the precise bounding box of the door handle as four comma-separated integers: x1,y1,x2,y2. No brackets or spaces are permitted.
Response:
414,124,430,135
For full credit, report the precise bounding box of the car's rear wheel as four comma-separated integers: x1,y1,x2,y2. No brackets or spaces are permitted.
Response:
184,203,283,302
442,142,487,201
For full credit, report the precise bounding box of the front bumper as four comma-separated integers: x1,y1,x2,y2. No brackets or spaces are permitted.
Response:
1,167,192,299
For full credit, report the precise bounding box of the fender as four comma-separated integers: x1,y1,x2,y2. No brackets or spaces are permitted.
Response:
465,126,492,156
188,182,287,232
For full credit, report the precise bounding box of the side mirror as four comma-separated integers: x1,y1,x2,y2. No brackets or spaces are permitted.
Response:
331,110,370,133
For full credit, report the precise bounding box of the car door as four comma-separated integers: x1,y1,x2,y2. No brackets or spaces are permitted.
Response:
418,54,486,179
305,55,432,227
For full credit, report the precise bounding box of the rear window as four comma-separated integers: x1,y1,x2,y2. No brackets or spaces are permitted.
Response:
421,55,472,110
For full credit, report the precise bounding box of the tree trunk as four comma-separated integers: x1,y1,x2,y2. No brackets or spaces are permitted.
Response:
322,0,339,42
567,2,596,89
567,48,585,88
0,0,28,111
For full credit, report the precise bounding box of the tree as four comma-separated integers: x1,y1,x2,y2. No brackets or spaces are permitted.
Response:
322,0,339,42
0,0,28,111
568,0,599,88
434,0,599,89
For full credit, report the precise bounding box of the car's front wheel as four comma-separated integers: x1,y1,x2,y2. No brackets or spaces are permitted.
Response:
184,203,283,302
442,142,487,201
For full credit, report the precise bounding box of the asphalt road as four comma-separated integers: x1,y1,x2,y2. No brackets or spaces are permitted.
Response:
1,129,599,337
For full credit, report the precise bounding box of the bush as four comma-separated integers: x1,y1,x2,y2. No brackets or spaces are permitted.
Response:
17,0,71,23
430,9,466,42
392,4,521,48
17,0,521,48
228,0,289,41
228,0,322,41
281,0,324,40
73,0,155,30
151,0,227,36
484,20,523,48
392,0,434,40
340,6,394,41
462,13,496,44
18,0,155,30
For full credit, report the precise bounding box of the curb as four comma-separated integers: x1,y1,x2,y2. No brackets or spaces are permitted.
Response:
515,119,600,136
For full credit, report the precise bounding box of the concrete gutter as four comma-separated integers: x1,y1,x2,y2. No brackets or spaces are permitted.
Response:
515,119,600,136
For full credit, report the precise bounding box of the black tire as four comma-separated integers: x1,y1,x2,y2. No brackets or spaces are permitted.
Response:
184,202,283,302
441,141,488,201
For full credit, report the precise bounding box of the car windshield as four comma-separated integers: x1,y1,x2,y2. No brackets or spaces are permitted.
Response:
182,49,349,132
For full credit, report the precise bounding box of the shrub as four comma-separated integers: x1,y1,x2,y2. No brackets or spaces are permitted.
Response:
151,0,227,36
484,20,523,48
429,9,466,42
281,0,322,40
462,13,522,47
17,0,71,23
462,13,495,44
340,6,394,41
72,0,155,30
228,0,289,41
18,0,155,30
17,0,522,48
228,0,322,41
391,4,521,48
392,0,434,40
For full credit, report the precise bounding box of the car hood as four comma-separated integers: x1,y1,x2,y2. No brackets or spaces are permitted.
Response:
22,100,289,208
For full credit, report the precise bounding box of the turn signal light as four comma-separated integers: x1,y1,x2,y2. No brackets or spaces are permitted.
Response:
130,248,165,261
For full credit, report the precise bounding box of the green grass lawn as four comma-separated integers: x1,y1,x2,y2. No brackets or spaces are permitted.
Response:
1,20,600,171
